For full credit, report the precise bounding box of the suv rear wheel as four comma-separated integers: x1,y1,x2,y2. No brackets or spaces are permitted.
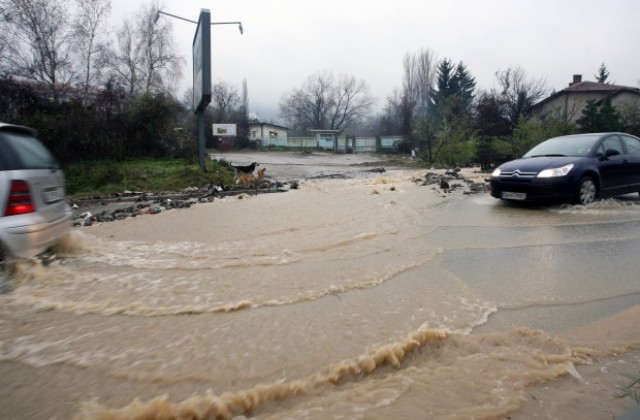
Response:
0,244,13,293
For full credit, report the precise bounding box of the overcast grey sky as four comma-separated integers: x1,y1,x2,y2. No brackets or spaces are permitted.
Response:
111,0,640,121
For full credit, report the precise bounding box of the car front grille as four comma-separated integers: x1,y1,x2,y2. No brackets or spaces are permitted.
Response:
499,170,537,179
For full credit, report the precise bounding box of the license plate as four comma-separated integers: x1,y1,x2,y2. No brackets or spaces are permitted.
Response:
43,187,64,203
501,191,526,200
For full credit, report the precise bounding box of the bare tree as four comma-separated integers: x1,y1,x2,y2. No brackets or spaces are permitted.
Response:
281,72,332,131
73,0,111,96
280,71,374,134
381,49,439,152
210,81,239,123
377,88,404,135
495,67,548,129
138,1,182,93
330,74,375,130
0,4,9,76
181,87,194,109
109,19,141,95
108,0,183,95
402,49,438,125
1,0,77,101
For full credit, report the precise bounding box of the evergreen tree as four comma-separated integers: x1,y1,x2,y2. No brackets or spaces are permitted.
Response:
424,59,477,165
595,63,610,84
454,61,476,111
597,98,622,131
576,98,622,132
431,59,476,122
576,100,600,132
432,59,457,111
474,92,510,137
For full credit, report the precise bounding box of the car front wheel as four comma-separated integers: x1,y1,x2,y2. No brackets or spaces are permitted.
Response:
575,177,597,205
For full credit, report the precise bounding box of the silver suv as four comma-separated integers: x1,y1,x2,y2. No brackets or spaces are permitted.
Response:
0,122,72,287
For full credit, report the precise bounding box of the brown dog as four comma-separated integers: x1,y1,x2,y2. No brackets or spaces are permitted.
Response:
235,167,267,189
235,173,255,188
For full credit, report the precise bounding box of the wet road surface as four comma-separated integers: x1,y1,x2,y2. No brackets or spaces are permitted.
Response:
1,154,639,419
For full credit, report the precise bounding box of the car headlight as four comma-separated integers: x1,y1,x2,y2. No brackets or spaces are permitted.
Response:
491,168,501,177
537,163,574,178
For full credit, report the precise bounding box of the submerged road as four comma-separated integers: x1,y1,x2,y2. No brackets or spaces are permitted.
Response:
1,153,639,419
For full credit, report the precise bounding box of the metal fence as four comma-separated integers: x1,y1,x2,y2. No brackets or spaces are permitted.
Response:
259,137,316,149
258,136,404,153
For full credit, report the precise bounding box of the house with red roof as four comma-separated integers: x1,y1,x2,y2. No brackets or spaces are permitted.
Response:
531,74,640,123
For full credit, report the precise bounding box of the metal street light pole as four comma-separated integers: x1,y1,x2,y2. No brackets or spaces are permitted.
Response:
155,9,243,170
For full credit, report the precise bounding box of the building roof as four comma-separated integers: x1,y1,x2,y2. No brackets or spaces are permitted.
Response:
248,121,289,130
533,78,640,109
564,81,640,93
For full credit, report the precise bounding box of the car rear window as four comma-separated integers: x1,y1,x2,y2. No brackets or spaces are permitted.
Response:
0,130,60,171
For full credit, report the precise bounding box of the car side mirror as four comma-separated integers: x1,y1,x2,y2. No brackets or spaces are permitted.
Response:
605,149,620,158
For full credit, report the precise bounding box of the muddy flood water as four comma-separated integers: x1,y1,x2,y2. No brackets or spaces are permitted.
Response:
1,152,640,419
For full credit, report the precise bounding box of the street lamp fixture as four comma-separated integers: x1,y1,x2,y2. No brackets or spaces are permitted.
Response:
155,10,244,34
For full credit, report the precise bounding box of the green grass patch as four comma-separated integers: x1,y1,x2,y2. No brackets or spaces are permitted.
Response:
64,158,235,198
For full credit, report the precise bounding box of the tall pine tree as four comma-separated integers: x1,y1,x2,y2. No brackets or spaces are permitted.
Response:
595,63,610,84
431,59,476,123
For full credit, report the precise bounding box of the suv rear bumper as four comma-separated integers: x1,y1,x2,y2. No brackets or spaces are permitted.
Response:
2,206,72,258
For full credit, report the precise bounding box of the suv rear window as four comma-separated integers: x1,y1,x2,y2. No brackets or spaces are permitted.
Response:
0,130,60,171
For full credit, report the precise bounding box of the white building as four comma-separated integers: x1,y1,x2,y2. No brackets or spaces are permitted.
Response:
248,122,289,147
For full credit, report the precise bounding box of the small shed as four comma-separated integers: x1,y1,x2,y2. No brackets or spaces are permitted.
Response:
248,122,289,147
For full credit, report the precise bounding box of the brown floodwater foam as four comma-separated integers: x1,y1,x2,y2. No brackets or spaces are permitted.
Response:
71,327,627,420
7,245,436,316
6,197,442,317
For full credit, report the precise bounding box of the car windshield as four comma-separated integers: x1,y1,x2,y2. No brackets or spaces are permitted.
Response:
523,135,599,158
1,130,60,170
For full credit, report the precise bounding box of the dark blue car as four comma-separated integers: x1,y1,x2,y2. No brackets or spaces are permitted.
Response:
490,132,640,204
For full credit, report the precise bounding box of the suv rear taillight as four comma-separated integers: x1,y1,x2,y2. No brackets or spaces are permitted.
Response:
5,180,35,216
